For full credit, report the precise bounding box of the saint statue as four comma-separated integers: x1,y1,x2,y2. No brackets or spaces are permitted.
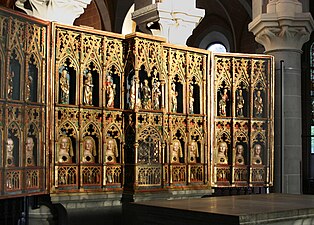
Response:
236,89,244,117
6,138,15,167
129,78,136,109
58,135,73,163
152,79,161,110
82,136,96,163
252,144,263,165
8,71,14,99
219,89,228,116
235,144,245,165
170,83,178,113
254,90,263,117
171,140,183,163
25,137,35,166
60,69,70,104
141,79,151,109
190,141,199,163
106,138,119,163
106,74,116,108
83,72,93,105
26,75,33,101
189,85,194,114
216,141,228,164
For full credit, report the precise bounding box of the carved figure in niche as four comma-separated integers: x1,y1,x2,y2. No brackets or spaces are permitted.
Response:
58,135,73,163
83,72,93,105
252,144,263,165
170,83,178,112
129,78,136,109
254,90,263,117
219,89,228,116
26,75,33,101
216,141,228,164
152,79,161,110
235,144,245,165
106,74,116,108
141,79,151,109
236,89,244,117
106,138,118,163
82,136,96,163
190,141,199,163
60,69,70,104
189,85,194,114
25,137,35,166
8,71,14,99
6,138,14,167
171,140,183,163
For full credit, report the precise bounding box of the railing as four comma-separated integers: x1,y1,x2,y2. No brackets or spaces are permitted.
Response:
189,164,204,183
171,165,186,183
137,165,161,186
105,165,122,186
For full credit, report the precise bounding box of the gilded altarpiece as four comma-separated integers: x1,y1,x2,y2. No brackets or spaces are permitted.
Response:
212,53,274,187
164,46,208,187
52,24,124,191
0,8,275,198
123,35,165,189
0,9,48,198
122,34,208,190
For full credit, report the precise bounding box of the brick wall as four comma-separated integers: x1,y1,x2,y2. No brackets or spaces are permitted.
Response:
74,1,103,30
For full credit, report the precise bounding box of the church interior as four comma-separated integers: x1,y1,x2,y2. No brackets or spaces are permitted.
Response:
0,0,313,225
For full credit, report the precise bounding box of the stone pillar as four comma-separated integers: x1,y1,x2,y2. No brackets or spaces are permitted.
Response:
249,0,314,194
28,205,55,225
132,0,205,45
15,0,91,25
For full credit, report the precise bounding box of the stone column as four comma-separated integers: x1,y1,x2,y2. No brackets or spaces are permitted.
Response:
249,0,314,194
132,0,204,45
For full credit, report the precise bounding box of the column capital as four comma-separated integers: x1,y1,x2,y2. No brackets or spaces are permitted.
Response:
132,0,205,46
15,0,91,25
249,0,314,52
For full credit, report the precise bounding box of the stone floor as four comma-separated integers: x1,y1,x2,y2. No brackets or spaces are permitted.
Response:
123,194,314,225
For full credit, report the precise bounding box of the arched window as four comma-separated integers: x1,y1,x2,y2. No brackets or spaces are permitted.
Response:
207,43,227,53
198,30,231,52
